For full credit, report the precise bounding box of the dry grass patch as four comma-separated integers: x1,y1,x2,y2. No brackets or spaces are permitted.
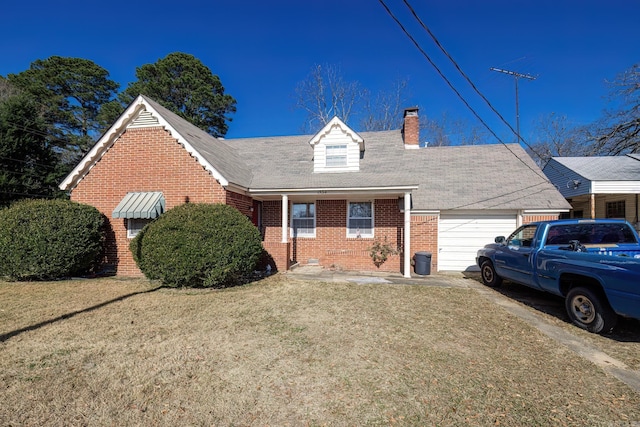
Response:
1,275,639,426
464,272,640,371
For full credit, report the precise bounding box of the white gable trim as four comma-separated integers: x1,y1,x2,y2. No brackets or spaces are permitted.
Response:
59,99,144,191
308,116,364,150
142,99,229,187
59,95,229,191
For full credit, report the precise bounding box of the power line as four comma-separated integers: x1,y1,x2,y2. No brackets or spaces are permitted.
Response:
400,0,573,171
3,118,82,147
378,0,549,182
0,190,60,199
376,0,584,220
401,0,533,147
392,0,579,186
0,154,60,171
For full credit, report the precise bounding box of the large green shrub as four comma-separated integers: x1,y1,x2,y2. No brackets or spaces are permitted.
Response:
130,203,263,288
0,199,105,280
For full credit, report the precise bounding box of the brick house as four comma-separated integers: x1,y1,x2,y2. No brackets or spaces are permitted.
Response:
60,95,570,276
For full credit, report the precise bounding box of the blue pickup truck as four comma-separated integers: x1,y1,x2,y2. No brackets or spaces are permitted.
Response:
476,219,640,334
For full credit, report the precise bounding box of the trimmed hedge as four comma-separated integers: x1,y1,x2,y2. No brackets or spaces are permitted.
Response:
0,199,105,280
130,203,263,288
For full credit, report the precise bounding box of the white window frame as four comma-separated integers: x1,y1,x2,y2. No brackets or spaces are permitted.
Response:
347,201,374,238
325,144,348,167
291,202,316,238
127,218,151,238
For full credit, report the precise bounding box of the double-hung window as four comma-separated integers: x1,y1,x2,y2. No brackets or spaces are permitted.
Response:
326,144,347,167
347,201,373,238
127,219,151,238
292,203,316,237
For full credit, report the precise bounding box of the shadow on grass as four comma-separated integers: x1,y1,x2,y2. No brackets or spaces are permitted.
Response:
462,271,640,343
0,285,164,343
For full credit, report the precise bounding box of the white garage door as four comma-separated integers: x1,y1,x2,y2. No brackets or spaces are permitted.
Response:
438,212,517,271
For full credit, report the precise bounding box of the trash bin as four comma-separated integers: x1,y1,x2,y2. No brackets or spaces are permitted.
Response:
414,251,432,275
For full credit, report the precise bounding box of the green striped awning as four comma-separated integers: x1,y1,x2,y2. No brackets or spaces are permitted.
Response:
112,192,165,219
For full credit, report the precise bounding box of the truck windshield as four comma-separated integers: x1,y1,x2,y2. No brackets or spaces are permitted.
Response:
545,223,638,245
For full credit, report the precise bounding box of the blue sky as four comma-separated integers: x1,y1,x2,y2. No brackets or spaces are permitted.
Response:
2,0,638,142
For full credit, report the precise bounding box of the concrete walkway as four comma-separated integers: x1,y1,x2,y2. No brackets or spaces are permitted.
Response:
286,264,473,287
287,265,640,394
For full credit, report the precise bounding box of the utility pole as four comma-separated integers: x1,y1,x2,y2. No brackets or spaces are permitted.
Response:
490,67,536,144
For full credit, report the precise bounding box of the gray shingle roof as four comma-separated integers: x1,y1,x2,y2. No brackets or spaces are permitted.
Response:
141,96,254,187
551,155,640,181
66,95,568,212
407,144,570,210
169,111,568,210
228,130,419,190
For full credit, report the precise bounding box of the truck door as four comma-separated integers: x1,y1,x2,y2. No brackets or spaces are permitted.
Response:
494,224,539,287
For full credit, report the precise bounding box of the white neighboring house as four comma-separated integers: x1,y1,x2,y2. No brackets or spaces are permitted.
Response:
543,154,640,231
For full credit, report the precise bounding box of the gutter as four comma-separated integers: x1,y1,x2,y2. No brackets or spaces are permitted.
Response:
248,185,419,197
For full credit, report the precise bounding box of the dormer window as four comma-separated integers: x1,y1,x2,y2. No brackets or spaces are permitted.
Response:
326,144,348,167
309,117,364,173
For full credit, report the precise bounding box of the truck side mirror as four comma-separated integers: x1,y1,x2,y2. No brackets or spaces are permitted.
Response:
495,236,506,244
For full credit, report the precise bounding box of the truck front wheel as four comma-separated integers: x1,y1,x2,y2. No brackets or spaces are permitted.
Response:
565,287,617,334
480,260,503,287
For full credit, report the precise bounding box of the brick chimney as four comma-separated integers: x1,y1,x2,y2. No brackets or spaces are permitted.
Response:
402,107,419,149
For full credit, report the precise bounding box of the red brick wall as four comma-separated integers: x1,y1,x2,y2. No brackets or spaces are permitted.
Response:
523,214,560,224
261,199,436,273
70,126,230,276
226,191,253,218
68,126,452,276
311,199,403,272
409,214,439,274
260,201,288,272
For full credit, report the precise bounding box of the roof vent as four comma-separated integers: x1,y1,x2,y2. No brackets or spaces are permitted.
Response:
129,110,160,128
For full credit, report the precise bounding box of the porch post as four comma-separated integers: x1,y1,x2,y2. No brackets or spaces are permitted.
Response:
590,193,595,219
404,192,411,278
281,194,289,243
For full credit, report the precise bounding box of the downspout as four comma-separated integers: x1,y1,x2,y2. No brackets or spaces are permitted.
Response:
404,192,411,278
281,195,288,243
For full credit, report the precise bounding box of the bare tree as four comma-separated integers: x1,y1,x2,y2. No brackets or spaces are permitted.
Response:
420,111,487,147
527,113,589,165
588,64,640,155
294,64,363,132
360,78,409,131
294,64,487,145
420,112,451,146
